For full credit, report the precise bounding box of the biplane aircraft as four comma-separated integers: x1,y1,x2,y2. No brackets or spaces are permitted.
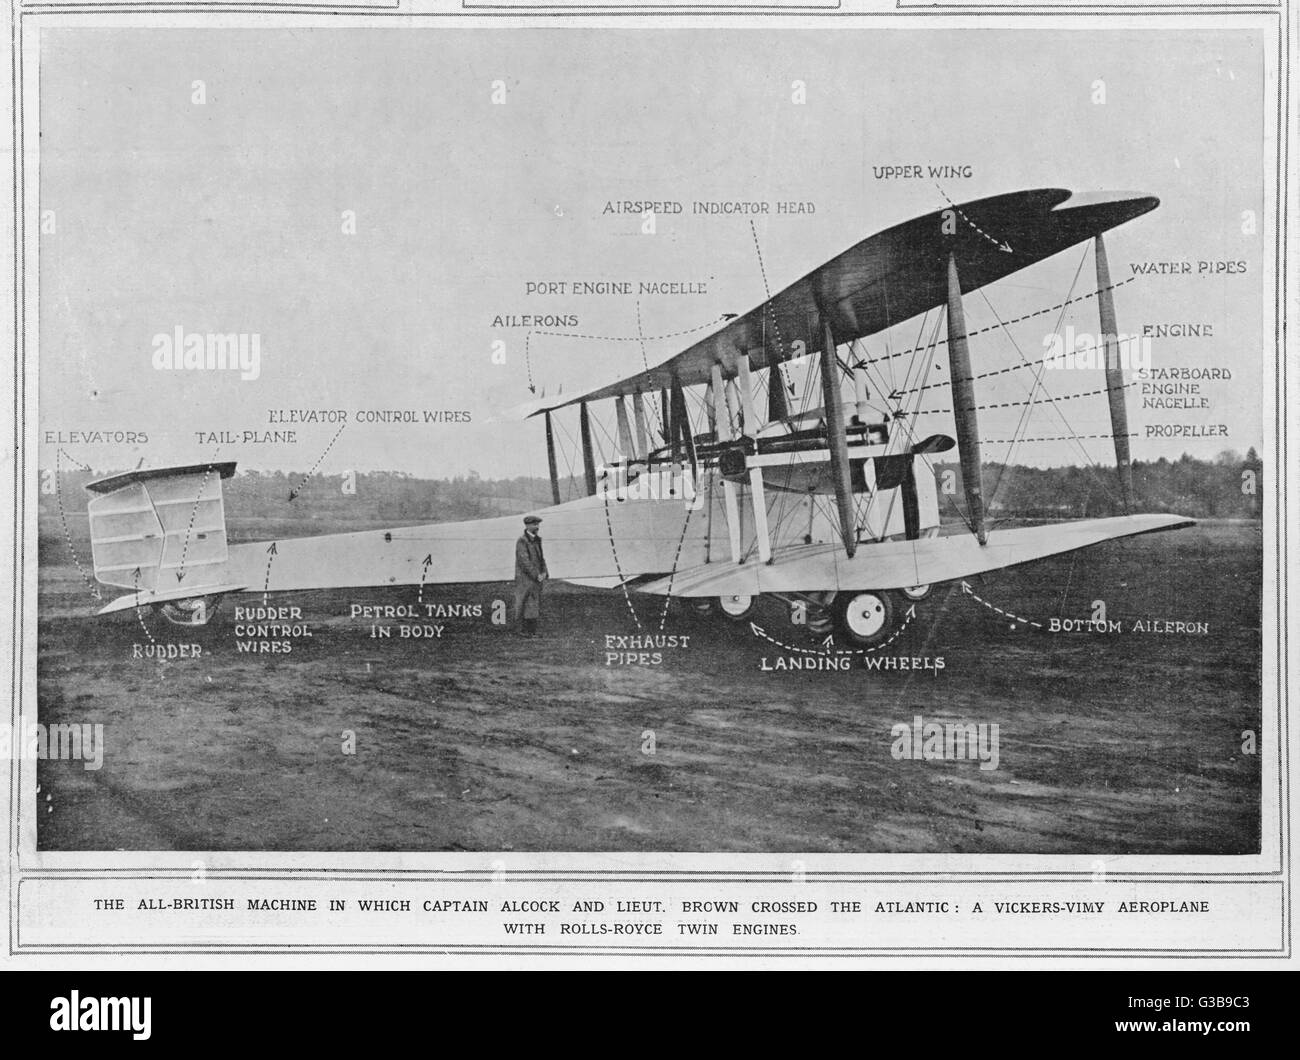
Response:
83,188,1193,646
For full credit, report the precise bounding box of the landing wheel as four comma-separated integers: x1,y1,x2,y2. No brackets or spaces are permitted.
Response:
689,598,716,617
716,594,756,621
900,584,932,602
156,595,221,627
832,590,894,648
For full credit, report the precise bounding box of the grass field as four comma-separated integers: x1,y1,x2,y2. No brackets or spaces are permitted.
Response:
32,519,1262,854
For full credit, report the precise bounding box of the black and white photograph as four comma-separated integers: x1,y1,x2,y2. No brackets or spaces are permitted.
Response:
2,1,1292,965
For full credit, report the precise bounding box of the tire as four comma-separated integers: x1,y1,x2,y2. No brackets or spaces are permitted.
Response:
832,590,894,648
900,583,932,602
689,598,717,617
716,594,757,621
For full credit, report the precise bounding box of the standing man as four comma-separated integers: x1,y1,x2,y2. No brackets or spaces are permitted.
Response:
513,514,549,636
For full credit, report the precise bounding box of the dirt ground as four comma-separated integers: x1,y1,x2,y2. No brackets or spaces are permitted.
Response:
32,520,1262,854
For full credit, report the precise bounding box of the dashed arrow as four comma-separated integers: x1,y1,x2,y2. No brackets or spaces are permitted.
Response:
53,449,101,601
262,542,278,604
417,554,433,606
656,503,698,633
748,220,796,396
935,183,1014,254
961,580,1043,629
58,447,92,472
175,462,219,583
750,603,916,657
524,312,734,397
132,567,156,645
601,489,643,630
288,423,348,501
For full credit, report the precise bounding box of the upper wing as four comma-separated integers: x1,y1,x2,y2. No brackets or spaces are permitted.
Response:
531,188,1158,412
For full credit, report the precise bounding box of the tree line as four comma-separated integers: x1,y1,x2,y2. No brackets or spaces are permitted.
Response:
39,449,1263,550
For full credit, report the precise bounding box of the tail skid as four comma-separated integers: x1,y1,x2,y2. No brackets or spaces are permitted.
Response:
95,582,248,616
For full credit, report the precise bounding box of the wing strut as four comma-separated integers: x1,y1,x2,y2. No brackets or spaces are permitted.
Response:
946,253,987,545
711,363,744,563
724,377,741,433
579,400,598,497
1094,234,1134,511
544,410,561,505
768,365,789,422
632,392,649,456
852,359,871,423
735,354,772,562
819,315,858,559
670,376,698,483
666,385,680,465
615,395,635,459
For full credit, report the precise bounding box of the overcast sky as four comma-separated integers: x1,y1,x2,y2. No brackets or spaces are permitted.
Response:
38,25,1271,479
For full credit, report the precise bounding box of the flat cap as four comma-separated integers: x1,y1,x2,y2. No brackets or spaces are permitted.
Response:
523,515,543,525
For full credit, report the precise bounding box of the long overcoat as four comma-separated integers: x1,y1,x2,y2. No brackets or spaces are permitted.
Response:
513,532,549,620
